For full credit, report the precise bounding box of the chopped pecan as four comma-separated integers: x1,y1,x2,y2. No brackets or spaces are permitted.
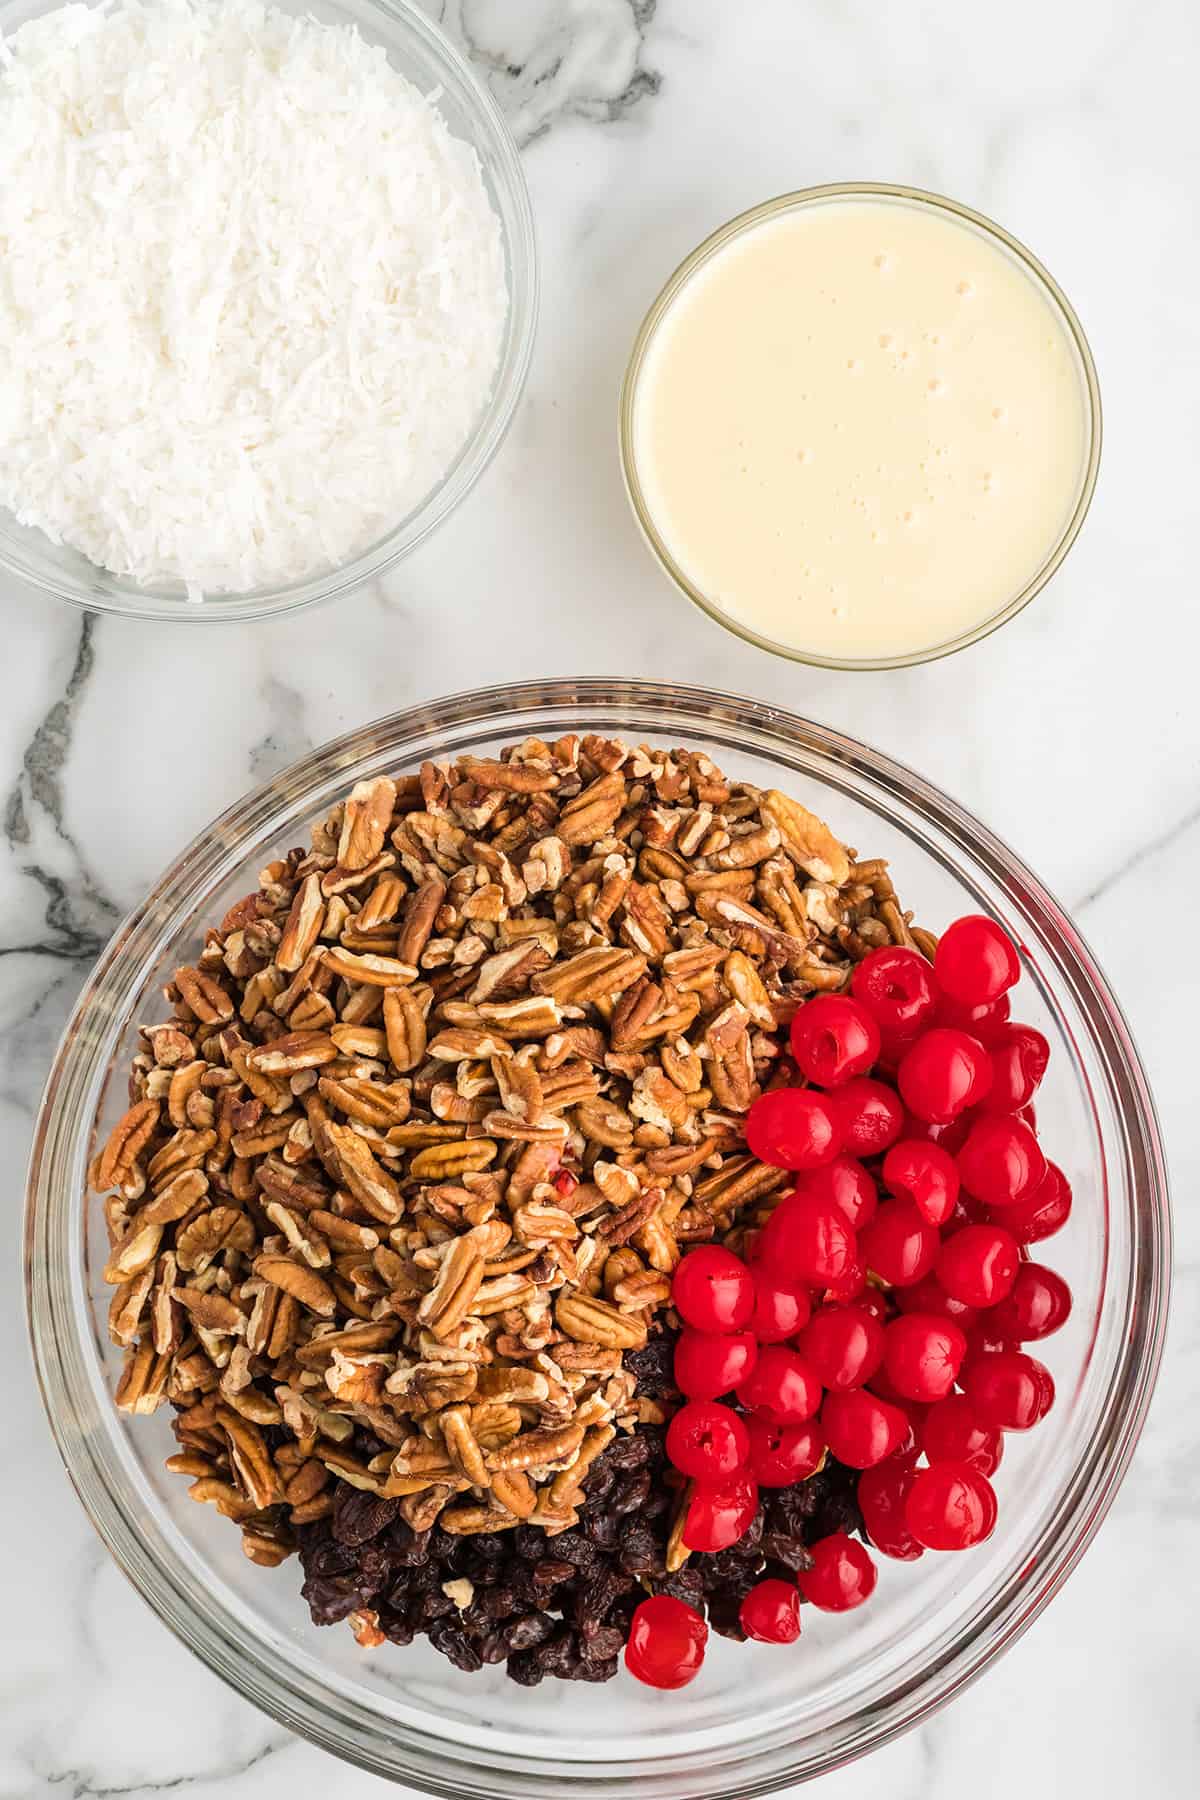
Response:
253,1253,336,1318
174,966,235,1025
94,1098,160,1193
416,1238,485,1339
555,1291,648,1350
761,789,851,886
175,1205,255,1273
276,874,326,973
337,776,397,871
324,1122,403,1222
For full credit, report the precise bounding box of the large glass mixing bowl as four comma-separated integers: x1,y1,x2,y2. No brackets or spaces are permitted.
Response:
26,680,1169,1792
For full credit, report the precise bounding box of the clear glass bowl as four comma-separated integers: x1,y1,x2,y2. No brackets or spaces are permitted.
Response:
619,184,1102,671
0,0,537,623
26,680,1168,1794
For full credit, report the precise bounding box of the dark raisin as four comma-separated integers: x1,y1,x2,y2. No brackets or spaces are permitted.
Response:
656,1566,707,1610
583,1508,619,1550
578,1623,625,1662
610,1470,652,1515
609,1432,654,1472
332,1489,402,1547
575,1655,620,1683
427,1619,484,1673
505,1611,556,1652
549,1531,598,1569
759,1532,814,1573
514,1525,549,1561
617,1523,662,1577
478,1584,517,1619
531,1559,575,1590
534,1628,581,1680
478,1630,512,1665
383,1520,432,1566
299,1577,363,1627
622,1336,676,1397
706,1592,749,1641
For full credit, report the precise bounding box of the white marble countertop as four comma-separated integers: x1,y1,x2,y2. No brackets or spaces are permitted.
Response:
2,0,1195,1794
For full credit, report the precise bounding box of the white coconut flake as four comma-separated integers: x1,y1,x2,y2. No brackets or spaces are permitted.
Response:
0,0,509,594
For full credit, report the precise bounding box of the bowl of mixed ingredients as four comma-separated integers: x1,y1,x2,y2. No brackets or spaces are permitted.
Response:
0,0,536,619
26,680,1169,1792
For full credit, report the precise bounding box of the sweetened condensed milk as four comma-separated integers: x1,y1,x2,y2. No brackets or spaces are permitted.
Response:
627,189,1096,663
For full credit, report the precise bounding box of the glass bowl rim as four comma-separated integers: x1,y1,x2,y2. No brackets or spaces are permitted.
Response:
25,677,1169,1793
618,181,1103,671
0,0,538,624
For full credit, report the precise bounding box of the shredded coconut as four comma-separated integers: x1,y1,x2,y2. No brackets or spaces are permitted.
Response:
0,0,508,594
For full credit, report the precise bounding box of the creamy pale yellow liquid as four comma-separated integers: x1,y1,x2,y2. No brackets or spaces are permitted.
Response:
632,197,1091,661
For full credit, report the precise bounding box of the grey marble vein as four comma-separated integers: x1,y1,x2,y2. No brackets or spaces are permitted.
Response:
2,615,119,962
247,675,317,784
433,0,661,145
26,1737,292,1800
1073,796,1200,915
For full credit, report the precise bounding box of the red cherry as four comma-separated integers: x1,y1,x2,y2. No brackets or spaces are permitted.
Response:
882,1139,960,1226
821,1387,908,1467
994,1161,1072,1244
990,1263,1072,1340
922,1394,1004,1475
978,1024,1050,1115
834,1077,905,1156
905,1461,998,1550
958,1115,1046,1209
857,1453,924,1561
746,1416,826,1486
797,1155,878,1230
746,1087,842,1171
934,915,1021,1007
666,1400,750,1481
790,994,881,1088
682,1471,759,1551
736,1346,823,1423
936,1223,1020,1308
749,1266,812,1343
897,1029,992,1124
671,1245,754,1333
858,1198,939,1288
881,1313,967,1401
760,1191,858,1287
739,1578,802,1644
624,1595,707,1689
674,1328,757,1401
896,1273,980,1332
796,1532,878,1610
798,1304,886,1391
936,991,1012,1045
963,1350,1055,1430
851,946,939,1047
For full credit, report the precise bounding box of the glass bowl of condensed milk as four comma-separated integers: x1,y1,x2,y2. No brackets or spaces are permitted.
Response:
620,183,1101,669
